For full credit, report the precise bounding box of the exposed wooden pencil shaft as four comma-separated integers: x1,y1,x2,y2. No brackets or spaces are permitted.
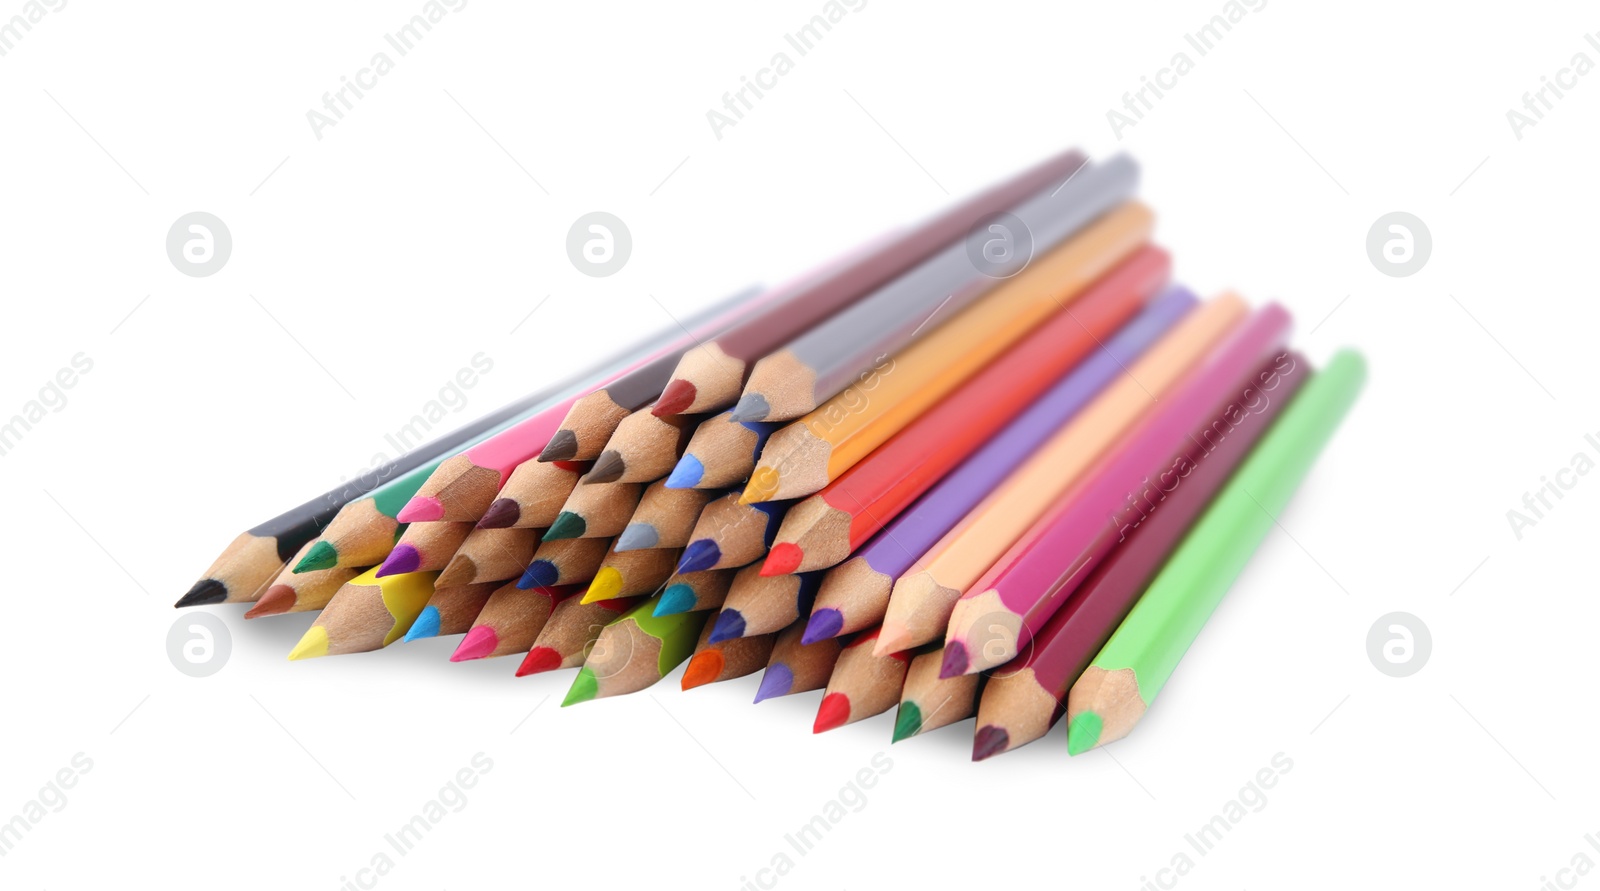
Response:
529,597,623,669
437,526,540,586
552,480,643,538
587,410,693,484
974,666,1059,750
527,537,611,586
679,413,767,489
493,459,582,528
772,497,854,571
546,390,631,462
900,649,981,735
197,532,287,604
879,572,963,653
415,454,505,522
585,621,666,697
737,351,818,422
622,482,714,549
745,423,833,501
316,498,399,569
1066,666,1146,749
813,557,895,637
666,342,746,415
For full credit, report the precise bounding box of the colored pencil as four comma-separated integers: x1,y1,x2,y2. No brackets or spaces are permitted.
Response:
972,351,1308,759
943,303,1293,677
581,544,682,603
654,568,735,616
290,483,410,576
580,410,693,485
476,459,583,530
678,494,789,574
877,293,1246,655
562,596,707,704
754,622,845,703
813,630,912,733
1067,349,1366,754
709,565,822,643
519,536,611,589
451,582,581,661
731,154,1139,423
287,568,439,660
515,595,630,676
681,623,777,690
395,286,763,525
742,202,1153,503
376,520,473,577
245,541,362,618
433,526,542,587
665,410,780,490
544,481,643,541
401,582,501,642
615,481,716,552
802,288,1194,644
894,647,982,742
654,148,1090,416
764,245,1170,575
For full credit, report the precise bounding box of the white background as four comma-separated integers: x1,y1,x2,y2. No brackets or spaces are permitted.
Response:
2,1,1595,888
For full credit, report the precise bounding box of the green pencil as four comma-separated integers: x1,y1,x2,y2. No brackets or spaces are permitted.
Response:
1066,349,1366,754
562,595,708,705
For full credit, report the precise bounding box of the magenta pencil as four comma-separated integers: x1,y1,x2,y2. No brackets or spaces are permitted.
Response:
942,303,1293,676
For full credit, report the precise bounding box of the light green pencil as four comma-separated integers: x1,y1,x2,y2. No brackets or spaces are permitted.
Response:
1066,349,1366,754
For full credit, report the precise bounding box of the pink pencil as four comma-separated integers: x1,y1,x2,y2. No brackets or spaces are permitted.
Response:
941,302,1293,677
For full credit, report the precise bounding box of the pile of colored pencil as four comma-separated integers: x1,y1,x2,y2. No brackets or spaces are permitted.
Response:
177,148,1365,759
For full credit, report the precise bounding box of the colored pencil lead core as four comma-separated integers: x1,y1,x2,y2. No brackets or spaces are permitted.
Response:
396,496,445,524
801,608,843,645
295,540,339,573
450,626,498,661
539,430,579,463
891,703,923,742
377,544,421,578
583,568,625,603
939,641,970,679
813,693,851,733
753,664,794,703
563,666,599,706
288,625,330,661
664,454,704,489
653,380,697,416
615,524,657,552
681,652,724,690
655,584,696,616
729,393,770,423
245,585,296,618
477,498,520,529
403,606,442,642
708,610,746,643
761,542,803,577
519,560,558,589
1066,713,1103,756
516,646,562,677
971,725,1010,762
741,468,780,504
543,512,586,541
584,452,625,484
676,540,722,574
175,579,227,608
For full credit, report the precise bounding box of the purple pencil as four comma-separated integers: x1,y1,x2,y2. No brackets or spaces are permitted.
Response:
799,287,1198,645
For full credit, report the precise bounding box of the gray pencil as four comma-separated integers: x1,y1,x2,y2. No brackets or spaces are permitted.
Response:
731,153,1140,422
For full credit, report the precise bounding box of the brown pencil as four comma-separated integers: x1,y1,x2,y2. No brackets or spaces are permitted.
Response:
544,480,643,541
476,459,583,530
614,481,715,552
581,410,694,485
434,526,542,587
245,541,362,618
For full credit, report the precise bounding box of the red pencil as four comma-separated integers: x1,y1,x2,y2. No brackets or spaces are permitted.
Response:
762,246,1170,576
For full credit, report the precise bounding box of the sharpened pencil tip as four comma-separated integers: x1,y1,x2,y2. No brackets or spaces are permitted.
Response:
972,725,1010,761
676,539,721,574
753,664,794,703
802,608,843,644
451,625,498,661
655,584,695,616
476,498,520,529
519,560,559,590
741,467,780,504
175,578,228,608
516,646,562,676
582,567,624,604
892,702,923,742
1067,712,1103,756
245,585,296,618
681,651,724,690
873,625,913,657
813,693,851,733
376,544,421,578
664,454,704,489
539,429,579,463
761,542,803,576
562,666,598,705
542,512,586,541
728,393,770,423
288,625,330,661
396,496,444,523
402,606,442,641
653,379,697,416
939,640,970,679
295,540,339,573
583,451,625,484
614,524,657,552
708,609,745,643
